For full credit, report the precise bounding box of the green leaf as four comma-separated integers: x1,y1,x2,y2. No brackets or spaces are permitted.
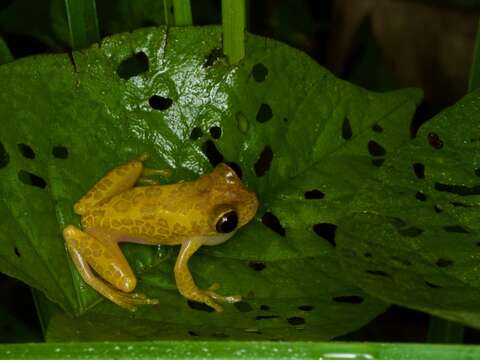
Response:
0,26,421,340
336,90,480,329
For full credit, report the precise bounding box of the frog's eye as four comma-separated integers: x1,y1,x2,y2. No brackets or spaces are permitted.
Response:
215,211,238,233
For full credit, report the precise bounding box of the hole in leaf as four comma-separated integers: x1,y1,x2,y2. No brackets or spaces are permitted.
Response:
398,226,424,237
117,52,149,80
255,315,279,320
366,270,390,277
170,5,174,14
413,163,425,179
203,48,223,67
425,281,441,289
0,141,10,168
18,170,47,189
261,212,286,236
190,127,203,140
436,258,453,268
298,305,313,311
342,117,352,140
187,300,214,312
434,205,443,213
14,247,20,257
434,182,480,196
313,223,337,247
260,305,270,311
428,132,443,149
287,317,305,326
248,261,266,272
368,140,386,157
202,140,224,166
18,144,35,159
254,145,273,177
364,252,373,258
226,162,242,179
209,126,222,139
332,296,364,304
188,331,199,337
443,225,470,234
416,191,427,201
252,63,268,82
304,189,325,199
234,301,253,313
372,124,383,133
149,95,172,111
283,118,288,123
371,159,385,167
256,104,273,123
52,146,68,159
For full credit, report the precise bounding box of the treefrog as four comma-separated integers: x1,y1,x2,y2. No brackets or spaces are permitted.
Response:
63,154,258,312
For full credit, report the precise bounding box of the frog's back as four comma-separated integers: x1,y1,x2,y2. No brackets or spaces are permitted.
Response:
82,181,210,243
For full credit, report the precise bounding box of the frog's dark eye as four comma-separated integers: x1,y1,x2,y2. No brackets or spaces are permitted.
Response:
216,211,238,233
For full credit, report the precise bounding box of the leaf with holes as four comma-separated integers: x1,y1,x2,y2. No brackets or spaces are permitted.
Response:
336,90,480,328
0,26,422,340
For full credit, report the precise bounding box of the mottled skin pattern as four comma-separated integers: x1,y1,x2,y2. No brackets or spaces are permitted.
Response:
63,156,258,312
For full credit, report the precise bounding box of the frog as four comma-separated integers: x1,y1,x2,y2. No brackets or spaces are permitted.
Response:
63,154,258,312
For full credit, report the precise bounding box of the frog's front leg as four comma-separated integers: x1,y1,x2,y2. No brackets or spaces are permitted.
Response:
63,225,158,311
174,239,241,312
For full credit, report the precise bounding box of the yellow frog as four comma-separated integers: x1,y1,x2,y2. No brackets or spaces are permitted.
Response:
63,154,258,312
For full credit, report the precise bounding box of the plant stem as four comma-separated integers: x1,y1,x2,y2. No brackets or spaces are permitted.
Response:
427,316,464,343
173,0,192,26
469,18,480,92
163,0,175,26
222,0,246,64
64,0,100,50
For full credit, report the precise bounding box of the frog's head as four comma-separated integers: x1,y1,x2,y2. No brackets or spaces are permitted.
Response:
201,163,258,245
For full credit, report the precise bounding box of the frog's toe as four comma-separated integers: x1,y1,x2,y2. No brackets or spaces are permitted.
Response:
117,292,158,306
224,295,242,303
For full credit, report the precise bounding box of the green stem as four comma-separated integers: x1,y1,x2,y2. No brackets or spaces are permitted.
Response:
64,0,100,50
222,0,246,64
163,0,175,26
173,0,192,26
427,316,464,344
468,18,480,92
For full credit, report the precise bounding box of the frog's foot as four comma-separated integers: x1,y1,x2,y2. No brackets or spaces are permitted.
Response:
113,290,159,312
205,283,242,304
137,178,160,186
142,168,172,177
190,283,241,312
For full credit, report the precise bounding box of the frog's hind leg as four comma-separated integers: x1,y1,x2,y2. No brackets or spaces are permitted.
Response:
74,158,147,215
63,225,158,311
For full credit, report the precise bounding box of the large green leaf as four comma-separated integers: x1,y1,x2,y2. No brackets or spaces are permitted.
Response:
0,26,421,340
337,90,480,328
